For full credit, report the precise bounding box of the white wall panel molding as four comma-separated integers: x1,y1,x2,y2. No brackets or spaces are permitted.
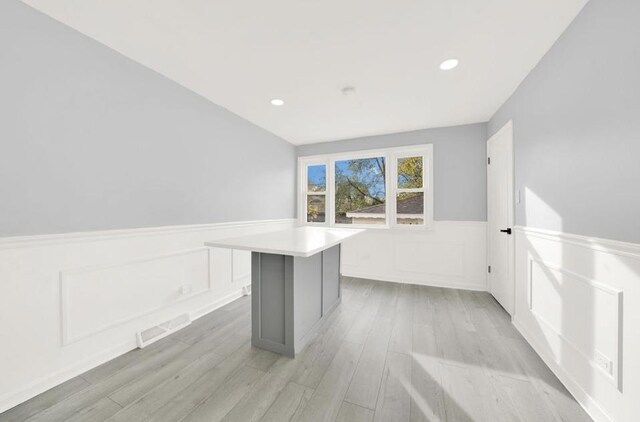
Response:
0,218,295,413
527,258,622,390
341,221,487,291
60,247,212,345
514,226,640,422
232,249,252,284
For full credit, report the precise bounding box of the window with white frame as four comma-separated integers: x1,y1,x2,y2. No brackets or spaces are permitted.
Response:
395,155,425,225
304,163,327,223
335,156,386,225
299,144,433,229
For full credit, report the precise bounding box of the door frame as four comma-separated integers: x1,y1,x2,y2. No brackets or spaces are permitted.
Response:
486,120,515,315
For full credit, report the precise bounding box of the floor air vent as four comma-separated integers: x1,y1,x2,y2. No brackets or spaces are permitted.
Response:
136,313,191,348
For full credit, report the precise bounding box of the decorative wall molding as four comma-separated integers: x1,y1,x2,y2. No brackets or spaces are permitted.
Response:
341,220,487,290
527,258,623,308
60,247,212,345
232,249,251,284
0,218,295,414
527,258,622,390
514,226,640,422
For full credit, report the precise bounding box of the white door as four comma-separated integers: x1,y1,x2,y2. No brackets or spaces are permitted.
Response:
487,121,515,315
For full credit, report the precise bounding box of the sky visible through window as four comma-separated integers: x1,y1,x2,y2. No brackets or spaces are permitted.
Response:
307,165,326,192
335,159,385,199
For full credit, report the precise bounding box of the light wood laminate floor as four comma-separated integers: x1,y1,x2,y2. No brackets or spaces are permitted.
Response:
1,278,592,422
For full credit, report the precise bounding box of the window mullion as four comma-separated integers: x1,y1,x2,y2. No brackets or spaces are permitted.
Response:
328,159,335,227
302,161,308,224
388,153,397,228
302,161,329,225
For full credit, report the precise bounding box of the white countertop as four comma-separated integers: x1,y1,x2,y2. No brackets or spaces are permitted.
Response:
204,226,364,258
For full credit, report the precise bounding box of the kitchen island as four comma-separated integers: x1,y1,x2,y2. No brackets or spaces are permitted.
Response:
205,226,362,357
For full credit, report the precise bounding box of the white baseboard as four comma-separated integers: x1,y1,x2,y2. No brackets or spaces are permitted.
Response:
0,340,135,415
341,269,486,291
190,287,250,321
0,284,251,413
0,283,253,414
512,318,612,422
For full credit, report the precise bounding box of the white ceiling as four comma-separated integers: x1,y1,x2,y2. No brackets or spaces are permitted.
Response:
22,0,588,145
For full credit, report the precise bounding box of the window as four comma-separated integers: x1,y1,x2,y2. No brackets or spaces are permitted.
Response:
305,164,326,223
395,156,424,225
335,157,386,225
299,144,433,229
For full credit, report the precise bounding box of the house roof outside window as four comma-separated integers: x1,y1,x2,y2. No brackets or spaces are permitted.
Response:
346,194,423,219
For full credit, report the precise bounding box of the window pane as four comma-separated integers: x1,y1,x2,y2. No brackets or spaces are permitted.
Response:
397,156,423,189
334,157,386,225
307,165,326,192
396,192,424,225
306,195,326,222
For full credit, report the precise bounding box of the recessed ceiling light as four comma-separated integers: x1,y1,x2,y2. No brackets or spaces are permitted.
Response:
270,98,284,106
439,58,459,71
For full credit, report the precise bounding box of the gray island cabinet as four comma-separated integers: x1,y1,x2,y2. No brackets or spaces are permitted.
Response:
205,227,362,357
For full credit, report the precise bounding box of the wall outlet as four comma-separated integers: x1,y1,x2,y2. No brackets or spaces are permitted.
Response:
594,350,613,376
180,284,193,295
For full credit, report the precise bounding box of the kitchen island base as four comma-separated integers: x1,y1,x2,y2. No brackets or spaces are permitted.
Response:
251,244,341,357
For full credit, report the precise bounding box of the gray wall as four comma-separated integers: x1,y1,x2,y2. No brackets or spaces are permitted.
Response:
297,123,488,222
488,0,640,243
0,1,296,237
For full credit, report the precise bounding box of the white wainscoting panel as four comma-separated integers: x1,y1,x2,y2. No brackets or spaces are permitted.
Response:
528,259,622,388
514,226,640,422
341,221,487,290
0,218,295,413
